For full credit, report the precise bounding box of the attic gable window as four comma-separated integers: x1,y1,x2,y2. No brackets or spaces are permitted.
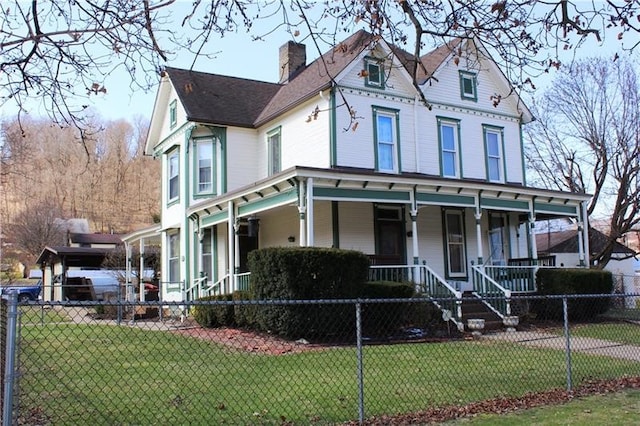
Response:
169,99,177,129
364,57,385,89
459,71,477,101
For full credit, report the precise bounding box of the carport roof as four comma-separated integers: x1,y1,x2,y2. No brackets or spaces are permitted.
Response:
36,246,114,268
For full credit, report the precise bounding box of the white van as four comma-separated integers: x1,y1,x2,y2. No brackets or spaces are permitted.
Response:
56,270,121,301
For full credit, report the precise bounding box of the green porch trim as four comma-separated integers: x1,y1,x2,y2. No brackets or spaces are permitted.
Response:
237,189,297,216
201,210,229,227
332,201,340,248
314,187,411,202
481,197,529,211
533,202,578,215
416,192,475,206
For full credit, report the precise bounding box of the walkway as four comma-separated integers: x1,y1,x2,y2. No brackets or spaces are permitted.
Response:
483,330,640,362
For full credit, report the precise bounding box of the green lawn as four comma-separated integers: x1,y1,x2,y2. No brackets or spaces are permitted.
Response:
17,323,640,425
448,389,640,425
569,323,640,346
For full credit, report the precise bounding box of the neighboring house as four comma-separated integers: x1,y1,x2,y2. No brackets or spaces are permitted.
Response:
536,227,637,276
131,30,591,326
68,232,123,249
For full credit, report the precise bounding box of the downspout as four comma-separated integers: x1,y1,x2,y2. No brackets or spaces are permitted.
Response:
529,197,538,263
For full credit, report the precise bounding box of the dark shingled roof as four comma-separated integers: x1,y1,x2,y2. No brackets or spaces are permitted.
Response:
69,233,123,245
536,228,636,255
165,67,281,128
165,30,456,129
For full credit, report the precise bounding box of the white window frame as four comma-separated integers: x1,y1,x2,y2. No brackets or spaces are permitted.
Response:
365,57,385,89
168,231,180,283
459,71,477,101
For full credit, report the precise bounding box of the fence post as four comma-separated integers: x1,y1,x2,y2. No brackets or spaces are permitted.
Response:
562,296,573,392
3,291,19,426
355,301,364,424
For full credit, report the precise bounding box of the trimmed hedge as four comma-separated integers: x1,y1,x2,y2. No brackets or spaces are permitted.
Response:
248,247,369,338
361,281,416,336
192,294,234,328
533,268,614,322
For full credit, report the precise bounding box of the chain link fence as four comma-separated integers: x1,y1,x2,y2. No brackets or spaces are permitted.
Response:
2,292,640,425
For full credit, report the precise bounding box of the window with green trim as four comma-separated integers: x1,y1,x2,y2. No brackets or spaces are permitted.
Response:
444,209,467,278
373,108,399,173
201,227,213,282
167,149,180,202
365,57,385,88
194,139,215,195
169,99,177,128
459,71,477,101
437,118,460,178
484,126,504,182
168,231,180,283
267,127,281,176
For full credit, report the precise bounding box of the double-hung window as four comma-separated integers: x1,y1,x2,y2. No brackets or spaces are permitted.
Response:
195,139,214,195
169,100,177,129
167,149,180,202
267,127,281,176
484,126,504,182
373,107,400,173
459,71,477,101
444,210,467,278
438,118,461,178
168,231,180,283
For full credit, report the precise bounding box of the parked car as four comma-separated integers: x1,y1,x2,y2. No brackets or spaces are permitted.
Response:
1,279,42,302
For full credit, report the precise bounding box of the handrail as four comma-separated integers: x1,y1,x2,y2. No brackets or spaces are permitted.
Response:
201,274,230,296
482,265,537,293
471,265,511,318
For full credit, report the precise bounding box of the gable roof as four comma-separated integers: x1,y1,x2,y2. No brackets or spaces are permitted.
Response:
536,228,636,256
165,67,281,128
161,30,530,130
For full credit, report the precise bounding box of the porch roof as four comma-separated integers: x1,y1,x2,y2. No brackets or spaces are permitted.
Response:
188,166,591,222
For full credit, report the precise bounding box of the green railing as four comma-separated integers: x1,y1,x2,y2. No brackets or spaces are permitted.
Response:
482,266,537,293
369,265,463,331
236,272,251,292
471,265,511,318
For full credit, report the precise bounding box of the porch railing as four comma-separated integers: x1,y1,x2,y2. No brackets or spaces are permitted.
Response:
202,274,231,296
482,266,537,293
471,265,511,318
369,264,464,331
184,276,208,301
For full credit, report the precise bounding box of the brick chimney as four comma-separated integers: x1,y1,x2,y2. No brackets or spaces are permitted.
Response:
279,41,306,84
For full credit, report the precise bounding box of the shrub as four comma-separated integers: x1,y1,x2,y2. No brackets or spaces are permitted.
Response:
532,268,614,322
361,281,415,336
232,291,258,328
192,294,234,328
247,247,369,338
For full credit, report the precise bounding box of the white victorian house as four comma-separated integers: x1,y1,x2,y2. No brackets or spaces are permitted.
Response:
127,31,591,329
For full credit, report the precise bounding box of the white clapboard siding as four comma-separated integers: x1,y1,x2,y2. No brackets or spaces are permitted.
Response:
336,202,375,254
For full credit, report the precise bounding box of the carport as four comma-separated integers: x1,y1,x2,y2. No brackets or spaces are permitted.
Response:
35,246,112,301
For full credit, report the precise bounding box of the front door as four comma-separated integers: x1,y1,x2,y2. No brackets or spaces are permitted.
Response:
374,205,406,265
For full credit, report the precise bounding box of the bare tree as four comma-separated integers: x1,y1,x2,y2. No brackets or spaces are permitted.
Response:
7,200,67,265
2,1,639,129
525,57,640,268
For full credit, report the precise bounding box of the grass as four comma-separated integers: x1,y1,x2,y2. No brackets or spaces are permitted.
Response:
570,323,640,346
16,321,640,425
448,389,640,425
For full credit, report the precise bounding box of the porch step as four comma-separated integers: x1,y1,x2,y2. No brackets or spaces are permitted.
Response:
461,295,504,332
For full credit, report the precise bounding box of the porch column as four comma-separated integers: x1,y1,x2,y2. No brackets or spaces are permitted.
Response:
580,201,589,267
227,201,236,292
529,214,538,262
410,210,419,265
298,179,307,247
475,192,484,265
139,239,146,302
306,177,315,247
